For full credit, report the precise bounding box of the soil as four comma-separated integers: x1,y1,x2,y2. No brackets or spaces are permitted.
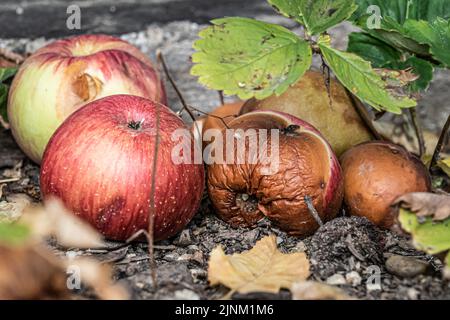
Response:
1,13,450,300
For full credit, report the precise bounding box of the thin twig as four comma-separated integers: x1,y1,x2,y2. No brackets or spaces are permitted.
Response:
304,195,323,227
156,50,197,123
429,113,450,172
409,107,425,157
347,91,384,141
218,91,225,105
0,177,20,184
188,104,233,130
0,48,25,65
148,102,161,288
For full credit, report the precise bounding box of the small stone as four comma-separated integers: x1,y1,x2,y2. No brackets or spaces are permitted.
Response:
176,229,192,247
326,274,346,286
276,236,283,245
385,255,428,278
407,288,420,300
178,251,204,265
295,241,307,253
345,271,362,286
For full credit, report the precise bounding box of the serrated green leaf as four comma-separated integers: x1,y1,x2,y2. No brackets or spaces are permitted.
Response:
268,0,357,35
319,37,416,113
0,67,17,82
403,18,450,67
347,32,402,67
0,222,30,246
191,17,312,100
267,0,305,25
398,208,450,255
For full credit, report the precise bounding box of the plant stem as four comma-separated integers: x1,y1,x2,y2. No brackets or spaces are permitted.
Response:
409,107,425,157
148,102,160,289
347,91,384,141
304,195,323,227
156,50,196,123
429,113,450,172
218,91,225,105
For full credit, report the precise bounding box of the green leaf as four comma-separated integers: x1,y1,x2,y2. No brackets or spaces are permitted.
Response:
191,17,312,100
347,32,402,67
398,208,450,255
352,0,450,24
268,0,305,25
403,18,450,67
0,222,30,246
319,36,416,113
268,0,358,35
0,67,17,82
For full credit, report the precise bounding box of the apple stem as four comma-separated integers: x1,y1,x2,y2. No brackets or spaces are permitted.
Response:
409,107,425,157
304,195,323,227
429,113,450,172
147,103,161,289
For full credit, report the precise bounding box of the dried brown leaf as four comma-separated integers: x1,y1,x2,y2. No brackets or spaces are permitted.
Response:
291,281,353,300
0,245,70,299
393,192,450,221
20,198,105,248
69,258,129,300
208,235,310,294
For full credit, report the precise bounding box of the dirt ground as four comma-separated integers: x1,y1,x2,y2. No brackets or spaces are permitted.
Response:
1,19,450,300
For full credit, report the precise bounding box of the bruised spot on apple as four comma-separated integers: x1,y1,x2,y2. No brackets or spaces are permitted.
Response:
241,71,373,156
40,95,204,241
8,34,166,164
206,110,343,236
341,141,431,228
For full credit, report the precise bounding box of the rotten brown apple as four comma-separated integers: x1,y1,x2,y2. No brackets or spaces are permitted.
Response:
206,110,343,236
340,141,432,228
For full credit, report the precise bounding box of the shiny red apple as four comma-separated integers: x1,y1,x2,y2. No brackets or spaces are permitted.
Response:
8,34,166,163
40,95,204,241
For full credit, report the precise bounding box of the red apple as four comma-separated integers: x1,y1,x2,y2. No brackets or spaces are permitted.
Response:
40,95,204,241
8,34,166,164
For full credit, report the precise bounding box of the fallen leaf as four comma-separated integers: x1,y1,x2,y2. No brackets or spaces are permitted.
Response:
20,197,105,249
438,158,450,178
68,258,129,300
0,193,33,222
397,208,450,255
208,235,309,294
291,281,353,300
0,244,70,299
393,192,450,221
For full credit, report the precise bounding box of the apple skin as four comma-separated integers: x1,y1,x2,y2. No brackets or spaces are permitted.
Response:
206,110,343,236
8,34,166,164
40,95,204,241
241,71,373,156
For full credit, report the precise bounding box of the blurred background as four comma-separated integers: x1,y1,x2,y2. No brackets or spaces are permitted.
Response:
0,0,449,135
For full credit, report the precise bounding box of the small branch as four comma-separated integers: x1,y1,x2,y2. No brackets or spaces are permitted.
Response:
187,104,232,130
304,195,323,227
347,91,384,141
409,107,425,157
156,50,196,123
0,48,25,65
218,91,225,105
0,177,20,184
148,103,161,288
429,113,450,172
